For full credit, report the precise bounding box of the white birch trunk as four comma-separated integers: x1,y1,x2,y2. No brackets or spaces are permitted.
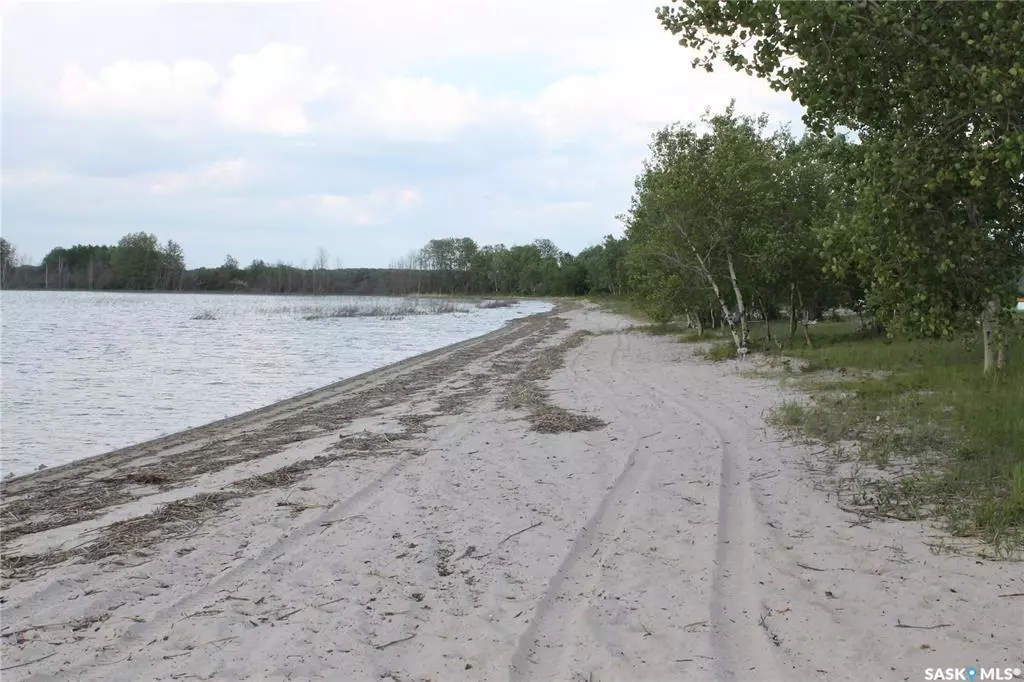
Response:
726,251,748,347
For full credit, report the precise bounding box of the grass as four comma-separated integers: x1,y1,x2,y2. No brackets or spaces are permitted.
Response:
590,298,1024,554
584,296,650,321
300,300,469,320
763,318,1024,556
477,299,519,309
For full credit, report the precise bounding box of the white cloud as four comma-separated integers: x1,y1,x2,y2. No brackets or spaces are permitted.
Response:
56,59,219,118
51,44,338,135
216,43,336,135
149,158,251,195
524,45,801,149
339,76,483,142
310,188,423,226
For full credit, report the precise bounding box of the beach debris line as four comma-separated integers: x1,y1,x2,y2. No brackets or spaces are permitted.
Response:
499,327,607,434
0,307,572,582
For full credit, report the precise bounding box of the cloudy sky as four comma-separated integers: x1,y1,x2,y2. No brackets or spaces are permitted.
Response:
2,1,803,269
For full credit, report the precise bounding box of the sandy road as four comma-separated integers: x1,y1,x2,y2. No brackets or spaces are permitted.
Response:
1,305,1020,681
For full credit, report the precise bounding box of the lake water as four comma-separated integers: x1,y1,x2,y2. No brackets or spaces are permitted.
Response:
0,291,551,477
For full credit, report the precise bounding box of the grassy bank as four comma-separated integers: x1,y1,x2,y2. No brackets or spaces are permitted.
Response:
594,298,1023,555
760,320,1023,556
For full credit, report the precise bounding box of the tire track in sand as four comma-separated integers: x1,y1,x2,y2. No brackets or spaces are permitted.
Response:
510,331,782,681
622,337,783,681
509,333,660,681
64,454,417,673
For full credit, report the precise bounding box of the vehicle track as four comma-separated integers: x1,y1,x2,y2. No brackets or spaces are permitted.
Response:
509,334,651,680
618,335,783,681
510,331,782,681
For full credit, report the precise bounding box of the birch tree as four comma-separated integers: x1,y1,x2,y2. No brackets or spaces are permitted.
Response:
625,106,783,350
658,0,1024,371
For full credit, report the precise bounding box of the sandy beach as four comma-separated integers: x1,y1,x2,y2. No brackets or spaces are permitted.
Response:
1,304,1020,682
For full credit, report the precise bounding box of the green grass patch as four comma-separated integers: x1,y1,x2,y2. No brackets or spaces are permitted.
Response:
771,400,807,428
772,319,1024,556
701,341,738,362
587,296,650,321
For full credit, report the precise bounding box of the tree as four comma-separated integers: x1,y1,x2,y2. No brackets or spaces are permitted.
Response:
110,232,163,289
625,106,784,349
314,247,329,271
657,0,1024,369
0,238,19,287
161,240,186,290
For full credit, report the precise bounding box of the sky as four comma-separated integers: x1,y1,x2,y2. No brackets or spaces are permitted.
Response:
1,1,805,269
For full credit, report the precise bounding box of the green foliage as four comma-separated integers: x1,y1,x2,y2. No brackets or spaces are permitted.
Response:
657,0,1024,343
776,319,1024,553
702,341,738,362
624,104,853,347
5,233,629,299
0,237,19,286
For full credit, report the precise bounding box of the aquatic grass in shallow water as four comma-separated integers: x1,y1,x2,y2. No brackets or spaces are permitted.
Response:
477,299,519,309
298,300,471,320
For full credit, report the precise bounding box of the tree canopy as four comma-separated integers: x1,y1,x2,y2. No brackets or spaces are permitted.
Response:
656,0,1023,369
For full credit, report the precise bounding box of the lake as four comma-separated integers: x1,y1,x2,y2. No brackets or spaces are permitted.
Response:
0,291,551,477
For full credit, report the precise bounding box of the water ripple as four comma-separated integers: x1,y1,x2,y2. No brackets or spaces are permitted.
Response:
1,291,550,476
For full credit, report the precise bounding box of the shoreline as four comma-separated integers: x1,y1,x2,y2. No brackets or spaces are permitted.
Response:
2,304,553,487
1,303,1019,681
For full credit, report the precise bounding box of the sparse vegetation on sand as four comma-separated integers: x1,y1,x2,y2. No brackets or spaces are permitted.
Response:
753,319,1023,556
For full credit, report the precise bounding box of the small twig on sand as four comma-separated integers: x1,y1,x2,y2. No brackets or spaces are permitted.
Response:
640,431,662,440
895,620,952,630
319,517,353,533
498,521,542,547
315,597,346,608
998,593,1024,598
796,562,828,572
277,608,304,621
203,636,238,647
0,652,57,672
374,633,416,650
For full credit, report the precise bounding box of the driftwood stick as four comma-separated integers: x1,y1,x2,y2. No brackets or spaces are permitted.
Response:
895,620,952,630
374,633,416,650
498,521,542,547
315,597,346,608
0,652,58,672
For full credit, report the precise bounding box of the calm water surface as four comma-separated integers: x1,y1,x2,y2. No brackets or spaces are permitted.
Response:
1,291,550,477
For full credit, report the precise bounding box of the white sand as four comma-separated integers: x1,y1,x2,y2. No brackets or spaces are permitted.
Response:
1,305,1020,681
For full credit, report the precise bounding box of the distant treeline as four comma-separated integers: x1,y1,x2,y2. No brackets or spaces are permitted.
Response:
0,234,629,298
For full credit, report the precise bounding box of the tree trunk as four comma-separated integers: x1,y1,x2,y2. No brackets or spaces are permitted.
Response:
982,300,996,374
797,286,814,348
789,282,798,341
760,297,773,347
702,268,743,350
726,251,748,347
996,324,1008,372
